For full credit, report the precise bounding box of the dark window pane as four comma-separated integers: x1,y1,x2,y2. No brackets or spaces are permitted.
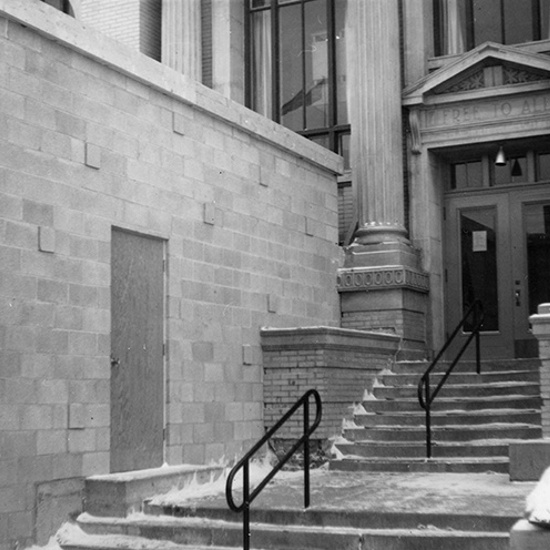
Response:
473,0,502,45
542,0,550,39
504,0,534,44
305,0,329,129
339,132,350,169
452,163,467,189
538,153,550,180
335,0,348,124
461,209,499,331
467,161,482,187
279,4,304,130
309,134,330,149
251,0,271,8
494,156,527,185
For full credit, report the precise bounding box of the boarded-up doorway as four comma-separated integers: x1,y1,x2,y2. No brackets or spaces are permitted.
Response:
110,228,165,472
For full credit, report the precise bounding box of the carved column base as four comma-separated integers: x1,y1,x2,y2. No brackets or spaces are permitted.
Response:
338,242,430,360
353,222,409,246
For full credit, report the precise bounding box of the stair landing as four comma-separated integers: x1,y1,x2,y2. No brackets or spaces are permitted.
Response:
57,468,536,550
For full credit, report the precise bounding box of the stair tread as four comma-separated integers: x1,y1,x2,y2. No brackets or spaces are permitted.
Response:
72,513,511,536
348,422,538,429
357,407,540,415
334,455,509,464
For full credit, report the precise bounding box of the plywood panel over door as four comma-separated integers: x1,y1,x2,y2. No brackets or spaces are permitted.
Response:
110,228,165,473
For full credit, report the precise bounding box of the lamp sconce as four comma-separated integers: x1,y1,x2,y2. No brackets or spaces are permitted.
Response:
495,146,507,166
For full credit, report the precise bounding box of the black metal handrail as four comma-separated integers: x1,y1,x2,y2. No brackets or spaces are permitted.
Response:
417,300,484,458
225,389,322,550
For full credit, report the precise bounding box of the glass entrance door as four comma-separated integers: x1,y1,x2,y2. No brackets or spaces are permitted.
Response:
445,189,550,358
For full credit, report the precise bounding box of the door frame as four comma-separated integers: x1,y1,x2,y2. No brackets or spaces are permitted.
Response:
444,184,550,358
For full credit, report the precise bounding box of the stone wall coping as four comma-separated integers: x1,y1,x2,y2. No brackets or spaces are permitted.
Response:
0,0,343,176
260,326,400,354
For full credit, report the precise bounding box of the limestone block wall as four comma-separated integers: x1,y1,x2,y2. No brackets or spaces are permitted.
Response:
0,2,342,547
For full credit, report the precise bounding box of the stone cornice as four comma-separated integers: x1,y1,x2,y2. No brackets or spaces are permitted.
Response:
260,326,400,354
337,266,429,293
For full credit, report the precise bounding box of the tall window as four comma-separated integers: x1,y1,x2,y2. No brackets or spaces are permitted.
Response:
434,0,550,56
247,0,350,168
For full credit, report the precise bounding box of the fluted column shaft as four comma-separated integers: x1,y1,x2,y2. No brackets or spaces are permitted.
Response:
347,0,407,244
162,0,202,80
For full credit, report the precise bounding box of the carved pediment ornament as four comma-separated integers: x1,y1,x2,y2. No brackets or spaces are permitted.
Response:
435,68,485,94
434,63,548,95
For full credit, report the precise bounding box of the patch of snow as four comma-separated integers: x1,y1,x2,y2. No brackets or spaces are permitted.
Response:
353,402,369,415
362,389,378,401
526,467,550,527
148,454,302,507
23,536,62,550
56,522,181,549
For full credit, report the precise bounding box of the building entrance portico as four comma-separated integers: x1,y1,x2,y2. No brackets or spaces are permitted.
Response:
404,42,550,357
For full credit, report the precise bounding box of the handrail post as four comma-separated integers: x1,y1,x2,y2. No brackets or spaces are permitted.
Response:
475,302,482,375
303,396,310,509
425,377,432,459
243,460,250,550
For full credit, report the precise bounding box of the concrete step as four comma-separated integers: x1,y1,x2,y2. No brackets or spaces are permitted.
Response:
373,381,539,400
392,359,541,375
362,394,541,413
354,409,541,427
343,424,541,443
59,514,511,550
330,457,510,474
334,440,510,459
145,502,517,533
378,369,539,387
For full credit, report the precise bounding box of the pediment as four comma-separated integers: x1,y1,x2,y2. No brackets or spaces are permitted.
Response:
403,42,550,106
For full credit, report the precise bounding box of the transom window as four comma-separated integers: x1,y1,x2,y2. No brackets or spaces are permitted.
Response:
434,0,550,57
449,147,550,190
247,0,350,168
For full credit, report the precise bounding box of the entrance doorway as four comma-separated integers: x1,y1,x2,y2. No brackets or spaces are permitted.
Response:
445,188,550,358
110,228,165,472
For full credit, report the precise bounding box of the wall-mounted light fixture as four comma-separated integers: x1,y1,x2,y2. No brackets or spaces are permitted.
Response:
495,146,507,165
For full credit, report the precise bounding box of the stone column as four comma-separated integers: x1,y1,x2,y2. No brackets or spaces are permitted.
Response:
162,0,202,81
347,0,406,245
338,0,429,358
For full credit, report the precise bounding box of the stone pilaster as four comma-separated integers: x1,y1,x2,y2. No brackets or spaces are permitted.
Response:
529,303,550,437
339,0,429,358
162,0,202,80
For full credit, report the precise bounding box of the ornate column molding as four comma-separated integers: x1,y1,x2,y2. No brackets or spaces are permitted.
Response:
337,266,429,293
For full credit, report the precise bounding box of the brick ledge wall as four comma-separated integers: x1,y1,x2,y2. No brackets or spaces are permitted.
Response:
261,326,400,448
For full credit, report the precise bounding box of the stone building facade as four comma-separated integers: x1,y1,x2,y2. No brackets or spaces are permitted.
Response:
3,0,550,546
0,1,343,545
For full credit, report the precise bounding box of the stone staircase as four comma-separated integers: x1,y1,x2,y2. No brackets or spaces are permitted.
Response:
331,359,543,474
56,466,532,550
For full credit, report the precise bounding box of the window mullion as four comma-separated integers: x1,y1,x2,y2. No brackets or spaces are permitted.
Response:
272,0,280,123
301,0,307,130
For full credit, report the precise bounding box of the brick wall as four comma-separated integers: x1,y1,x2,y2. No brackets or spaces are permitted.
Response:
0,2,342,547
80,0,161,61
261,327,400,445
